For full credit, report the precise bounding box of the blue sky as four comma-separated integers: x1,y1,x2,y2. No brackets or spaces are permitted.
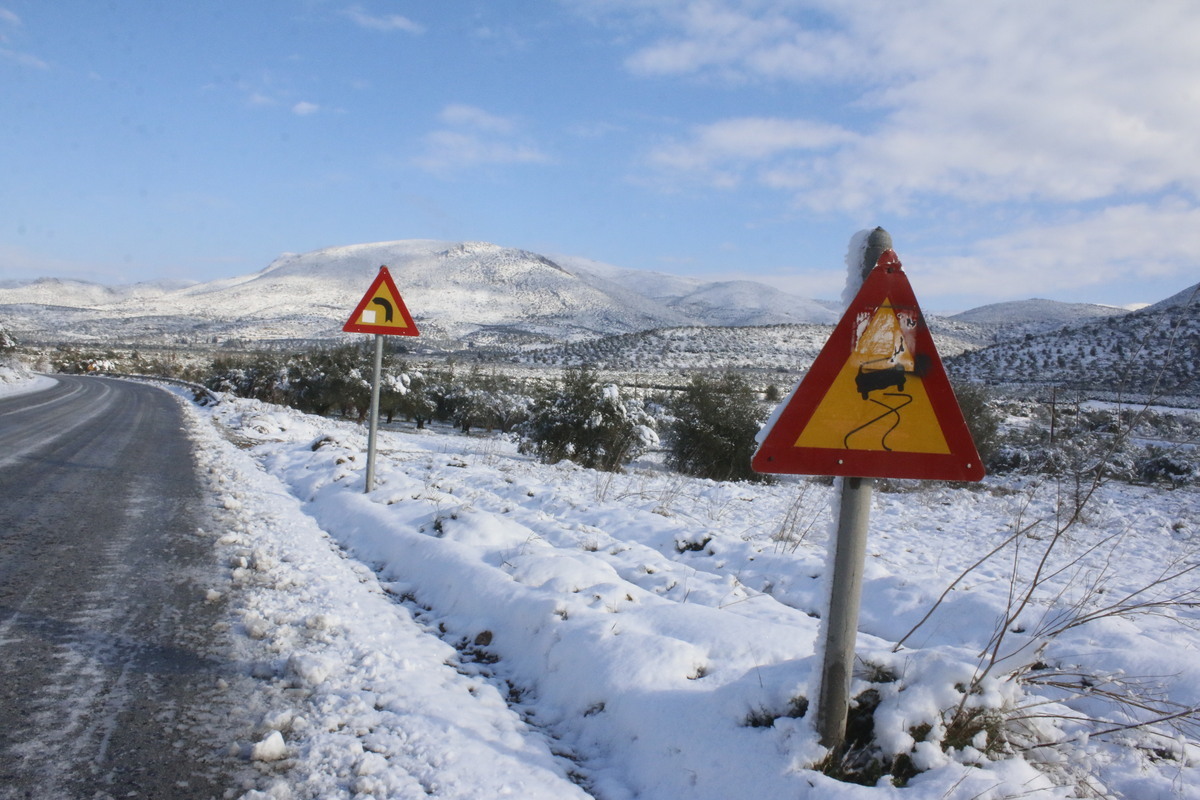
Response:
3,1,1199,311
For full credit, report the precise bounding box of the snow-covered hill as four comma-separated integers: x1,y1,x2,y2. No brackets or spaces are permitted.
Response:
950,283,1200,402
0,276,195,307
517,320,982,375
0,240,836,348
1144,280,1200,313
950,298,1127,342
552,254,840,326
7,239,1196,400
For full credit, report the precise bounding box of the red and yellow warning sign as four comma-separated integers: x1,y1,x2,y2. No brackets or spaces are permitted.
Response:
752,250,983,481
343,266,420,336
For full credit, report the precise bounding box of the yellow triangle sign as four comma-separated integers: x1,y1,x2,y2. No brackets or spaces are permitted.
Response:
343,266,420,336
753,250,983,481
793,298,951,454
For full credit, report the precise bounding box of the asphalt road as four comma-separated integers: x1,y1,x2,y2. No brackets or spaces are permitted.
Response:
0,376,250,799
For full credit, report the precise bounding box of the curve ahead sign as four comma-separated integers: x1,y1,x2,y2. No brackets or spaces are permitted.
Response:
343,266,420,336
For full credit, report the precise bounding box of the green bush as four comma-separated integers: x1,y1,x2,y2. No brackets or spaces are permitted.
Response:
951,381,1002,471
519,365,654,472
665,372,769,483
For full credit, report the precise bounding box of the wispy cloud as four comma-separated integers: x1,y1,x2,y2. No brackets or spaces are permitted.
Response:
0,46,48,69
914,200,1200,302
646,117,856,188
0,6,49,69
414,104,550,174
580,1,1200,299
342,5,424,34
438,104,515,133
292,101,320,116
610,1,1200,211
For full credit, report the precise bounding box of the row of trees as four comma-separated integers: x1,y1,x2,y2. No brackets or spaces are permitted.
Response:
199,346,1194,488
201,347,775,482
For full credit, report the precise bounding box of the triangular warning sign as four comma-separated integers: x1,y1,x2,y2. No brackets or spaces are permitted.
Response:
343,266,420,336
752,250,984,481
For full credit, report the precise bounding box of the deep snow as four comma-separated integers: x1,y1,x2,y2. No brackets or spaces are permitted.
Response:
186,385,1198,799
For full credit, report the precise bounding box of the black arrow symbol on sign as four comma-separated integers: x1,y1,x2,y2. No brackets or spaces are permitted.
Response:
371,298,394,322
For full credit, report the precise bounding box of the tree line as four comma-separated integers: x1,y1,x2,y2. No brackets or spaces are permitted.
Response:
43,341,1195,488
200,344,774,482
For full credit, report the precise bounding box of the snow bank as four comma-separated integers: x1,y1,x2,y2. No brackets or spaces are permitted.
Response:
190,392,1200,799
0,363,55,398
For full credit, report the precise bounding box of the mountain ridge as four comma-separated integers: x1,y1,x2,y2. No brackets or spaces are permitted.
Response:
0,238,1185,364
0,240,848,346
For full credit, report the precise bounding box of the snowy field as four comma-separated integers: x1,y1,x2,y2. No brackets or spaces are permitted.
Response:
162,383,1200,800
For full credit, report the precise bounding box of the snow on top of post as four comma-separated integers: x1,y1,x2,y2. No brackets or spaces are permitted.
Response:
842,227,892,311
757,227,894,448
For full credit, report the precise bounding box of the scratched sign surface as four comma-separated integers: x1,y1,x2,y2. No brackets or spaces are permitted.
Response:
752,250,984,481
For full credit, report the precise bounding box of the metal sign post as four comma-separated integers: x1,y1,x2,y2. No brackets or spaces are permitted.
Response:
364,333,384,493
816,229,885,749
752,228,984,754
817,475,872,748
342,265,421,494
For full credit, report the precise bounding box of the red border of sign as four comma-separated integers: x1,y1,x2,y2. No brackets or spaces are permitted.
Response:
343,265,420,336
752,251,984,481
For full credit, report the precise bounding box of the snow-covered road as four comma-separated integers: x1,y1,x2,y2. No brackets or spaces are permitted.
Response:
0,376,259,798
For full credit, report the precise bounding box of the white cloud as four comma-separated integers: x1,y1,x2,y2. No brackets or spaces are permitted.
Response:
596,1,1200,212
0,46,47,69
622,1,852,82
292,101,320,116
905,200,1200,303
414,105,549,174
342,5,424,34
414,131,550,174
646,117,856,186
439,104,515,133
0,8,48,69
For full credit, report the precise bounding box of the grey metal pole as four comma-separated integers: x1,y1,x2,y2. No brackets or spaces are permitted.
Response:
814,226,891,750
816,476,873,748
364,333,383,493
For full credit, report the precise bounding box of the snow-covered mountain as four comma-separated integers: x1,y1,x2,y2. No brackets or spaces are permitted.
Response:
949,281,1200,402
6,239,1192,393
0,240,841,348
950,298,1127,342
0,276,197,307
552,254,840,326
6,239,1196,401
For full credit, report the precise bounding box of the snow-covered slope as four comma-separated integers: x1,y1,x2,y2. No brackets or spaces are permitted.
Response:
1144,280,1200,313
667,280,839,326
950,298,1127,341
184,389,1200,799
0,240,843,347
950,286,1200,401
554,255,839,326
0,277,194,308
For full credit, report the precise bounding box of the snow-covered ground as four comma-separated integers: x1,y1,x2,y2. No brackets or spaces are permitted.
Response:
0,362,55,398
168,384,1200,800
7,366,1196,798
